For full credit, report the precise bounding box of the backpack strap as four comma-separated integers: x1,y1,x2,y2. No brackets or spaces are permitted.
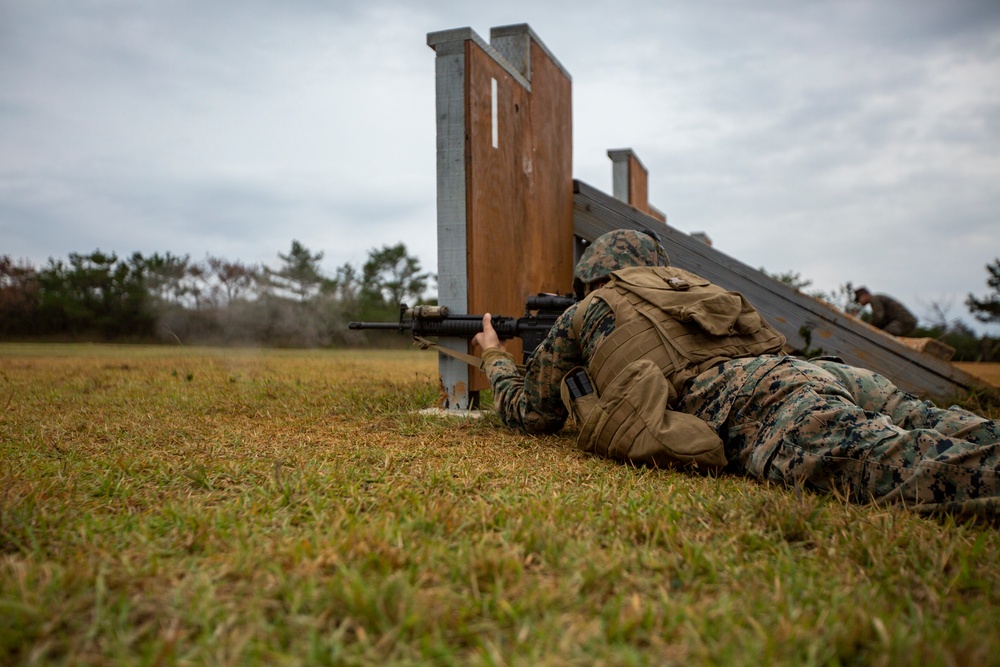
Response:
571,291,602,339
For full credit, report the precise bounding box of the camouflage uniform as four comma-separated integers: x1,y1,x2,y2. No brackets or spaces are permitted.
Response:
482,229,669,434
482,297,616,434
810,358,999,445
482,230,999,516
868,293,917,337
678,357,999,514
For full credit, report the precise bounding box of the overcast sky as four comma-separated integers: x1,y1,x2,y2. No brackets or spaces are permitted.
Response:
2,0,998,332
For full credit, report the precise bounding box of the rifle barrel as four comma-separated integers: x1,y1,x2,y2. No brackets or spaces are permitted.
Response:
348,321,411,331
348,316,517,339
345,294,575,357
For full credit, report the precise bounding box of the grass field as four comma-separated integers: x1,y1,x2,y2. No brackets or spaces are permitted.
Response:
957,362,1000,388
2,344,999,666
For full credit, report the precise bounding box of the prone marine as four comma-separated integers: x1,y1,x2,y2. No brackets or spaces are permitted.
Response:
472,229,999,519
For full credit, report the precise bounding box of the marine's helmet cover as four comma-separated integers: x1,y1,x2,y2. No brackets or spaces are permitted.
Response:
574,229,669,289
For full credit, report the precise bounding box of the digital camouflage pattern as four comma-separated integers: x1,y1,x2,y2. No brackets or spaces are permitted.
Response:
482,298,617,434
810,358,1000,445
482,228,999,517
868,293,917,336
573,229,668,287
678,357,999,514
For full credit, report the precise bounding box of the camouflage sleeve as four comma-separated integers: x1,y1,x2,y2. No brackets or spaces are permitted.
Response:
481,304,589,434
482,300,618,433
869,295,888,329
882,295,914,325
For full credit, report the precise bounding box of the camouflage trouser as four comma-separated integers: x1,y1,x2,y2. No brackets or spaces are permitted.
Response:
881,320,915,337
809,358,999,445
677,356,1000,516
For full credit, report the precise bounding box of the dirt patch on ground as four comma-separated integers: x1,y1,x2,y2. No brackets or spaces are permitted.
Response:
955,362,1000,387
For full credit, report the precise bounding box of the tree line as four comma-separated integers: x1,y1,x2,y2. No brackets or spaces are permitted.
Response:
3,243,999,360
0,241,431,347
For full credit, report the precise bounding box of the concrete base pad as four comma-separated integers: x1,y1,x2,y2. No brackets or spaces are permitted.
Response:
417,407,487,419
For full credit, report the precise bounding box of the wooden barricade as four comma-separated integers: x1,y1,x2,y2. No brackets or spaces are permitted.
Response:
427,25,574,409
428,22,987,406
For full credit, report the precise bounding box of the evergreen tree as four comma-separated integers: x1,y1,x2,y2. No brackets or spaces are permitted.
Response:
360,243,430,311
36,251,153,338
268,240,328,301
966,258,1000,324
0,255,41,335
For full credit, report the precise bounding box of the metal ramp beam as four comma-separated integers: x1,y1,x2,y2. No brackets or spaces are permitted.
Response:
573,178,987,403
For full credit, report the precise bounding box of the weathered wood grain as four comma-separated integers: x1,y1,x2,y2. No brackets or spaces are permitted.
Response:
428,25,574,406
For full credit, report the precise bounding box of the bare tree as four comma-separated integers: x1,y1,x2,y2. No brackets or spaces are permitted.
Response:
207,256,258,304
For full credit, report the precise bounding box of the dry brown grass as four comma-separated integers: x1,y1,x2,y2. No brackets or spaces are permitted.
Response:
2,344,999,666
956,362,1000,387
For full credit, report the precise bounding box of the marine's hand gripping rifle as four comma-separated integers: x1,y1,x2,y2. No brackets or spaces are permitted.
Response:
348,293,576,367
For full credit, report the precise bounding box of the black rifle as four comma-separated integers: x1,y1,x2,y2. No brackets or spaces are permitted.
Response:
348,293,576,358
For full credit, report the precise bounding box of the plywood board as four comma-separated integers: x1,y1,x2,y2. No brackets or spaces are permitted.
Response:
429,25,574,402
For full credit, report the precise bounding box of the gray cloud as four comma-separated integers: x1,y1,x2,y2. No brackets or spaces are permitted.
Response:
1,0,998,332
